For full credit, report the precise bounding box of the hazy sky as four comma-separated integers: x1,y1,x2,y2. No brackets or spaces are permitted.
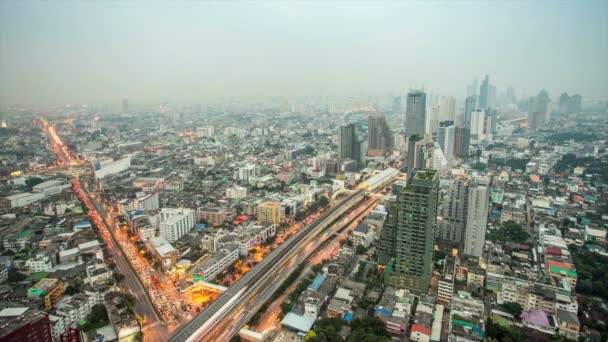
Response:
1,1,607,107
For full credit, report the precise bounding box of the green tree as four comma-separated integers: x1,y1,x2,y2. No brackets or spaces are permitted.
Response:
355,244,367,255
501,302,523,318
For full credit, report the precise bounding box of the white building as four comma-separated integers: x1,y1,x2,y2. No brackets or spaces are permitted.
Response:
470,109,486,142
237,224,277,256
50,292,101,340
463,176,490,257
226,186,247,199
437,121,456,160
3,192,45,208
157,208,196,243
32,180,71,196
149,236,177,269
352,224,373,248
238,164,258,181
119,192,159,214
25,255,53,274
93,156,131,179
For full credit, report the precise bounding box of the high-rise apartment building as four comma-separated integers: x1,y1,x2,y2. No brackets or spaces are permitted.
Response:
367,115,392,157
454,126,470,159
437,121,456,161
463,96,476,128
463,176,490,257
339,123,360,161
257,201,285,225
440,96,456,122
406,134,426,180
470,109,486,142
478,75,489,109
378,169,439,294
157,208,196,243
528,89,551,129
436,178,469,247
405,90,426,137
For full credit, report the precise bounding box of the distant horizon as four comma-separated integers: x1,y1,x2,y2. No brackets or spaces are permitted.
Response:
1,1,607,107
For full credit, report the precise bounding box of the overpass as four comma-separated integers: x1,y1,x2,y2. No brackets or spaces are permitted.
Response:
169,189,365,342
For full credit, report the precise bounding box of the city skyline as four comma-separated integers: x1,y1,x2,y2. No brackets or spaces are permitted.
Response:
1,1,607,107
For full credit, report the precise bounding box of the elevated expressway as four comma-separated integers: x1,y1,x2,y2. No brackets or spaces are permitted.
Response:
170,189,366,342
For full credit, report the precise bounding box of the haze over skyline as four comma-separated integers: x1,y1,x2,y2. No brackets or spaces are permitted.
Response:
1,1,607,107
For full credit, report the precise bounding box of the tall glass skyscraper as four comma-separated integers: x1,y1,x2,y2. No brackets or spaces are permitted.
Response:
405,90,426,137
378,169,439,294
478,75,489,109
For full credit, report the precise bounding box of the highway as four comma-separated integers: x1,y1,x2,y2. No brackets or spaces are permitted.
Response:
170,189,366,342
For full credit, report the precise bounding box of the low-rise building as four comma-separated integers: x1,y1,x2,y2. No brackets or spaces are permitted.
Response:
28,278,65,310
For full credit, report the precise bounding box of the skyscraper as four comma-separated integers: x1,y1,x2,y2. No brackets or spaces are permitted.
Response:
378,169,439,294
463,176,490,257
488,84,497,107
437,120,456,161
436,178,469,248
406,134,425,180
470,109,486,142
558,93,570,115
440,96,456,122
405,90,426,137
528,89,551,129
568,94,582,114
463,95,476,129
367,115,392,157
339,123,360,161
478,75,489,109
392,96,402,114
121,97,129,113
454,126,470,159
428,105,441,135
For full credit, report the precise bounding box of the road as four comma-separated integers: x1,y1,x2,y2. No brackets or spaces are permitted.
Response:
170,190,366,342
252,196,380,333
41,119,169,341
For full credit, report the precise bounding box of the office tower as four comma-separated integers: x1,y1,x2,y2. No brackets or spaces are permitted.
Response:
454,126,470,159
478,75,489,109
463,96,476,129
463,176,490,257
470,109,486,141
528,89,551,129
488,85,497,107
339,123,360,161
558,93,570,114
436,178,469,247
392,96,402,114
440,96,456,122
507,86,516,104
121,97,129,113
568,94,582,113
359,140,368,168
378,169,439,293
367,115,392,157
406,134,425,180
484,109,496,141
428,105,441,134
405,90,427,137
437,121,456,161
467,78,478,97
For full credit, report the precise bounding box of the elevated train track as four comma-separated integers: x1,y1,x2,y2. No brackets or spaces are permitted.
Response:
170,189,366,342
